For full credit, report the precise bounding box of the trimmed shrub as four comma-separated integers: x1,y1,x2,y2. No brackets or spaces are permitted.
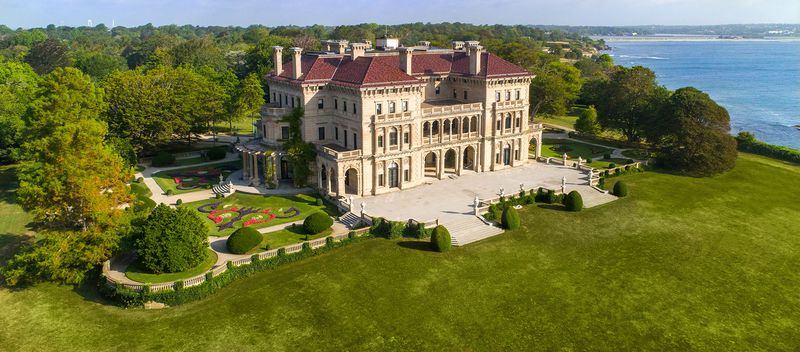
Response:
226,227,263,254
535,188,547,202
430,225,452,252
348,231,357,239
206,146,227,161
525,194,534,204
501,206,520,230
626,159,635,164
173,280,184,291
546,189,556,204
175,199,183,206
325,236,335,247
613,181,629,197
415,224,428,239
152,152,175,166
564,191,583,212
303,212,333,234
136,177,144,183
302,242,311,252
388,221,404,239
608,163,616,169
251,254,260,263
598,177,606,188
315,198,324,206
165,189,174,196
603,153,611,160
277,248,286,256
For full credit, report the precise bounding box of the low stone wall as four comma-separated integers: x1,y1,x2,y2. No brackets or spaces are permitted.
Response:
102,229,370,293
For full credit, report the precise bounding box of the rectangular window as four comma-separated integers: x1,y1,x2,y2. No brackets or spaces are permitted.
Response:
404,169,410,181
291,97,295,108
272,92,276,103
496,153,501,163
496,120,501,130
463,91,468,100
318,127,325,140
281,126,289,140
376,103,382,115
453,89,457,99
379,174,384,186
389,102,395,113
335,127,339,140
317,99,324,109
353,103,357,114
515,149,521,161
353,133,357,149
403,132,409,144
495,91,501,102
506,91,511,101
284,94,288,105
516,117,521,128
343,101,347,112
334,99,338,110
402,100,408,112
435,86,440,95
377,135,383,148
344,131,348,148
516,90,521,100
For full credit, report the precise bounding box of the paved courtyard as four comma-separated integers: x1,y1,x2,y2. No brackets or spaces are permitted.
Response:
355,161,616,225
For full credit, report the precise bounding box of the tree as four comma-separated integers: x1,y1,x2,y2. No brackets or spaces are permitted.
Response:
574,105,601,135
0,61,40,164
229,72,265,131
73,51,127,80
169,36,226,72
430,225,451,252
135,204,208,274
529,62,582,116
24,38,69,75
594,66,668,142
303,212,333,235
652,87,737,176
282,108,316,187
501,206,520,230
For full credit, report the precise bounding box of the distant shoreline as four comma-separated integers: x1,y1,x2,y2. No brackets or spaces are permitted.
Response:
597,35,800,42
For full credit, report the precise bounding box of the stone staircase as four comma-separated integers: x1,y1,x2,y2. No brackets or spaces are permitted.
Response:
339,212,365,229
212,182,231,195
443,216,504,246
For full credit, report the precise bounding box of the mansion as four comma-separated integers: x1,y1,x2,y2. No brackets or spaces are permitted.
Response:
237,39,544,197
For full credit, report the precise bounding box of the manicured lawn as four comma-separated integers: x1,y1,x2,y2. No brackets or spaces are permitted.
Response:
182,192,337,237
1,153,800,350
0,165,35,264
539,138,630,169
537,114,577,130
124,249,218,284
211,118,257,135
152,160,241,195
250,226,333,253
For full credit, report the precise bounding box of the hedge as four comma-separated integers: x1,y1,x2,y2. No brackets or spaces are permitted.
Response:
205,146,227,161
613,181,629,197
501,206,520,230
736,132,800,164
303,212,333,234
226,227,263,254
100,234,373,307
151,152,176,167
564,191,583,212
431,225,451,252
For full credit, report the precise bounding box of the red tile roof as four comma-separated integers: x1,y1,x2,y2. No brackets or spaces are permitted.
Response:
267,50,530,87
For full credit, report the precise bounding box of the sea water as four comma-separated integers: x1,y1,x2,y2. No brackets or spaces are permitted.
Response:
607,40,800,149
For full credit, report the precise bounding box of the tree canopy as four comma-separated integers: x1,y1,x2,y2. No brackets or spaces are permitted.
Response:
135,204,208,274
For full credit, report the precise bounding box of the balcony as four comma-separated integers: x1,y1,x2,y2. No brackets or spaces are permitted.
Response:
421,100,483,118
373,111,413,125
318,144,362,160
493,99,526,110
261,103,289,118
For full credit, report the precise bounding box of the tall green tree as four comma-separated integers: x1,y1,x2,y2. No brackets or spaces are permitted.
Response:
574,105,602,135
73,51,127,81
0,61,40,164
594,66,668,142
24,38,69,75
230,72,265,132
282,108,316,187
652,87,737,176
135,204,208,274
529,62,581,116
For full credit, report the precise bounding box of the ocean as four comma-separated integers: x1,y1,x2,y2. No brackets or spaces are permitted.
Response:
606,39,800,149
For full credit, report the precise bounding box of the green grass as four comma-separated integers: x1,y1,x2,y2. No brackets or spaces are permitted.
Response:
0,165,35,264
151,160,241,195
211,118,257,135
621,148,651,159
1,153,800,350
124,249,218,284
182,192,336,237
539,138,629,169
536,114,577,130
250,226,333,253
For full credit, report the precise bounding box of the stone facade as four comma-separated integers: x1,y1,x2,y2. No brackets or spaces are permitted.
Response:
245,41,544,197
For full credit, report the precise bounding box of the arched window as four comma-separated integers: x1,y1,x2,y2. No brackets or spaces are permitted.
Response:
452,118,460,134
443,120,451,135
432,120,440,136
423,121,430,138
505,113,512,129
388,162,399,188
470,116,478,132
462,118,469,134
389,127,398,146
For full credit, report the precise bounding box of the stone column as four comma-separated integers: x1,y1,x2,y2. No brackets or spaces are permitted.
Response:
562,153,568,166
455,146,462,175
561,176,567,194
251,153,259,184
437,150,444,179
242,151,249,179
587,169,594,186
474,196,480,216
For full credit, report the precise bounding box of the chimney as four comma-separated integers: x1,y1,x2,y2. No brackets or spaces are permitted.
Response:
469,44,483,75
452,41,464,50
272,46,283,76
333,40,349,54
399,47,413,74
417,40,430,48
350,43,368,60
464,40,480,56
321,40,332,52
290,47,302,80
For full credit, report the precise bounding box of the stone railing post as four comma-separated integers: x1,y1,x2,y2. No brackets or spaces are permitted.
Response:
473,196,480,216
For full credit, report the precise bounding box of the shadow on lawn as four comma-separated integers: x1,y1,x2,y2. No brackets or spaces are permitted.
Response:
397,240,436,252
537,204,568,212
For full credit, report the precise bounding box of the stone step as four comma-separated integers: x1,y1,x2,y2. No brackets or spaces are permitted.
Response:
339,212,364,229
442,217,504,247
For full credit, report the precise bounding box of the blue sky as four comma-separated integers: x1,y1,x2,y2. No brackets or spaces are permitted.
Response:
1,0,798,29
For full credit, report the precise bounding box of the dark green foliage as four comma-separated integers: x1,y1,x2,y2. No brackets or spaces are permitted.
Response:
564,191,583,212
608,163,616,169
501,206,520,230
303,212,333,234
587,158,593,163
173,280,184,291
135,204,208,273
603,153,611,160
205,146,227,161
613,181,629,197
546,189,556,204
736,131,800,164
348,231,357,239
302,242,311,252
598,177,606,189
165,189,174,196
152,152,176,166
226,227,263,254
486,203,502,221
388,221,404,239
430,225,451,252
175,199,182,206
315,198,324,206
102,234,372,307
325,236,335,247
575,105,601,135
24,39,69,74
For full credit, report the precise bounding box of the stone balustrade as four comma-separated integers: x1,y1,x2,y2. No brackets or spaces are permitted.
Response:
493,99,525,110
318,145,362,160
421,102,483,118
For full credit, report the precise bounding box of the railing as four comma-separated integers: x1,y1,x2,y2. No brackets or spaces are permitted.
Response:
373,111,412,124
102,229,371,293
421,102,483,117
262,104,288,118
318,145,362,160
528,122,544,131
493,100,525,110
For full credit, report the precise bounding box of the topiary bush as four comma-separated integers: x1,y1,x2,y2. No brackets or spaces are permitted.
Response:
175,199,182,206
430,225,451,252
206,146,227,161
613,181,629,197
501,206,520,230
165,189,174,196
388,221,404,239
546,189,556,204
564,191,584,212
152,151,176,167
315,198,323,206
608,162,616,169
303,212,333,235
226,227,263,254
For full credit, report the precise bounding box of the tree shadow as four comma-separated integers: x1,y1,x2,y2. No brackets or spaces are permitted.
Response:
0,233,34,266
537,204,568,212
397,240,435,252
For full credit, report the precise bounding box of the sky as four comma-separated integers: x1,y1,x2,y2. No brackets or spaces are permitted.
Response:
1,0,798,29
